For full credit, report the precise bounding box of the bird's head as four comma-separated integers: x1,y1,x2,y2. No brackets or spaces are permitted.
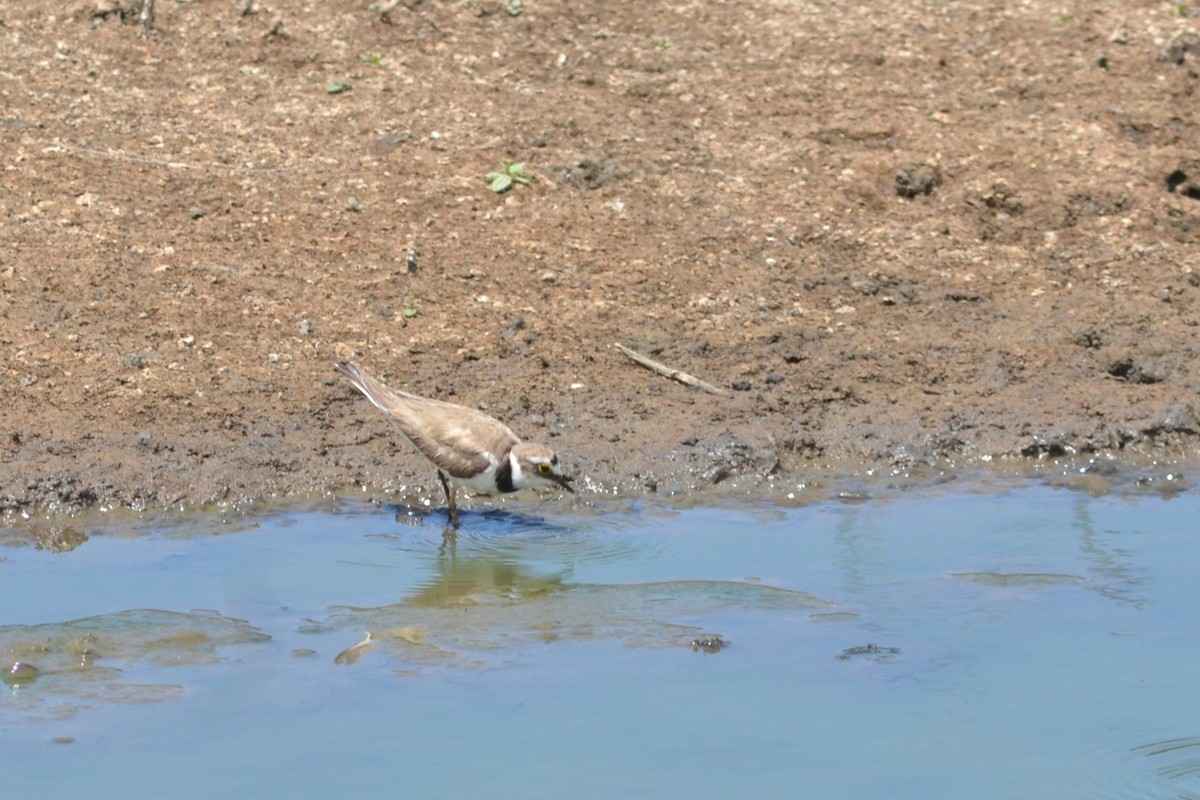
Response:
510,443,574,493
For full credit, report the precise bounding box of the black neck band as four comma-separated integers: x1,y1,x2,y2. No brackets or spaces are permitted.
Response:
495,454,516,493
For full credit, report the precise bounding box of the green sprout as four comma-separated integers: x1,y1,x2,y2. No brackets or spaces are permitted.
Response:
360,52,388,66
485,162,533,193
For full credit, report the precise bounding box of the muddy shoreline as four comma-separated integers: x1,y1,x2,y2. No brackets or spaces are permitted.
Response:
3,0,1199,519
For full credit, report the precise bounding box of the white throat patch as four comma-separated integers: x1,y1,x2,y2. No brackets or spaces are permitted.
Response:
508,450,527,489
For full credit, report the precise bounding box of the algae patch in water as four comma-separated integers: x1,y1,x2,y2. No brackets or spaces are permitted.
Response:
325,556,834,670
949,571,1086,587
0,609,270,704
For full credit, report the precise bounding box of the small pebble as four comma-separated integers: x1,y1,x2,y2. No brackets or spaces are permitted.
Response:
122,352,148,369
894,162,942,198
731,380,752,391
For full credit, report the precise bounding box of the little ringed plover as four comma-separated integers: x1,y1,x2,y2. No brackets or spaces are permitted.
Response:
335,361,574,526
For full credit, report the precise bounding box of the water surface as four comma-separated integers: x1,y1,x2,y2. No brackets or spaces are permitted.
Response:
3,482,1199,798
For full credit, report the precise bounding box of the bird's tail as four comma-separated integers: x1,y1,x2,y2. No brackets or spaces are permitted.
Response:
334,361,405,417
334,361,370,394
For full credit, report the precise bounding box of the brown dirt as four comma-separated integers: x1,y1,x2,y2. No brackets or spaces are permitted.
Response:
2,0,1199,518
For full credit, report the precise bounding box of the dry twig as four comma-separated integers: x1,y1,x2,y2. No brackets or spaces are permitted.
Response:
613,343,730,396
139,0,155,32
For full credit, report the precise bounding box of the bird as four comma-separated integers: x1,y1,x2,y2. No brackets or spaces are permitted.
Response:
334,361,573,526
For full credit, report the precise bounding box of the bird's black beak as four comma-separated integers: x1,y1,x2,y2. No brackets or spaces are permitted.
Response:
553,474,575,493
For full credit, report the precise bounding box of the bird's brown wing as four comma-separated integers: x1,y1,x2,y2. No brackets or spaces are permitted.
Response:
395,404,518,479
336,362,520,478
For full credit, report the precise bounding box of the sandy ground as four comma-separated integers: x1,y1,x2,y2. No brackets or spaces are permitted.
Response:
2,0,1199,522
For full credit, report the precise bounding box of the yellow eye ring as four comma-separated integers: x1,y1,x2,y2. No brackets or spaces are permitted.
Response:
537,463,552,475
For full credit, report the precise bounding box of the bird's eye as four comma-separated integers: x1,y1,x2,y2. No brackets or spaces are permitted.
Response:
537,463,552,475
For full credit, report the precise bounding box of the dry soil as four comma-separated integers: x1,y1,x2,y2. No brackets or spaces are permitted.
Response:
3,0,1199,519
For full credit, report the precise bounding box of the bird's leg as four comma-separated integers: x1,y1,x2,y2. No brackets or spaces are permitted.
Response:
438,526,458,559
438,470,459,527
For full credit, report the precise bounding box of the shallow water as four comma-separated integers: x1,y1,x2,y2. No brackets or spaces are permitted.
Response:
3,483,1200,798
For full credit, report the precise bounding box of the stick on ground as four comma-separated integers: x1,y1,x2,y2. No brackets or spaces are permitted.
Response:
139,0,156,32
613,343,730,396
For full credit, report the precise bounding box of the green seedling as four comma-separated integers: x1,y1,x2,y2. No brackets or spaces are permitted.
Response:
326,79,352,94
486,162,533,193
360,52,388,66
